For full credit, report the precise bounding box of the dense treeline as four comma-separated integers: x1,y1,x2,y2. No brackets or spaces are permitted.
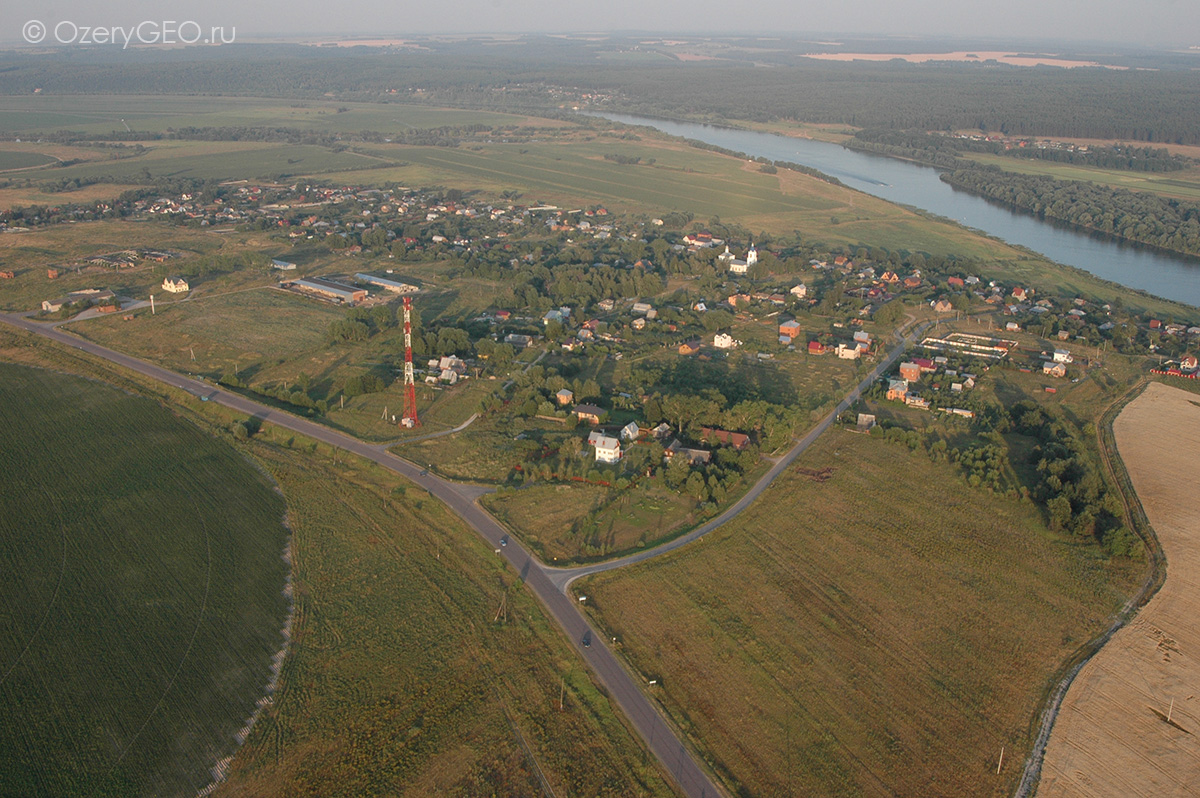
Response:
847,128,1188,172
4,40,1200,144
941,167,1200,257
873,396,1139,557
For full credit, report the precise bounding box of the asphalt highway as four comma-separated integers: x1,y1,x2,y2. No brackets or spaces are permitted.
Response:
2,312,928,798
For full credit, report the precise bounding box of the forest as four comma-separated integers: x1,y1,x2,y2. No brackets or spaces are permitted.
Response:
845,128,1189,172
4,39,1200,144
941,167,1200,258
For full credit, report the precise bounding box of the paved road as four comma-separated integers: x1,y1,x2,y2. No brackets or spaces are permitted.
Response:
2,312,927,798
0,313,724,798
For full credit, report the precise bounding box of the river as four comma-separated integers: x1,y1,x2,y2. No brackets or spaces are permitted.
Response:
593,113,1200,309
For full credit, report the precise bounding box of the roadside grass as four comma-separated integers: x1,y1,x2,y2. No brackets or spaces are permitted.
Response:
0,362,290,798
398,413,553,483
577,430,1134,798
207,431,674,798
484,479,700,563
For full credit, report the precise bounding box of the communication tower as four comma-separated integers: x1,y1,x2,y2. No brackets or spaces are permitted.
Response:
401,296,419,428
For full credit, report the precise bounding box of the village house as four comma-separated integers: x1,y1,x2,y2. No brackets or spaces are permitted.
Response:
1044,362,1067,378
556,388,574,406
1053,349,1072,363
903,275,923,289
807,340,826,355
947,276,965,289
631,301,653,316
678,340,701,356
572,404,604,425
856,413,877,432
779,320,802,341
631,318,647,330
619,421,641,441
700,427,751,451
713,333,740,349
664,440,712,466
899,361,923,382
162,276,190,293
504,333,533,349
271,259,298,271
836,342,867,360
592,435,622,464
904,393,931,410
1181,355,1199,373
886,379,909,401
790,283,808,299
933,299,954,313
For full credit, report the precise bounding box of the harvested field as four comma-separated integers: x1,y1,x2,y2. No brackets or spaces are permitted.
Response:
1039,382,1200,797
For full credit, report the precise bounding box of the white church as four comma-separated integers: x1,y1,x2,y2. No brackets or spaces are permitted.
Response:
718,244,757,275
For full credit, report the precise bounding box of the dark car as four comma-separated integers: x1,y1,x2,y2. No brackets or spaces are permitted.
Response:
582,632,591,648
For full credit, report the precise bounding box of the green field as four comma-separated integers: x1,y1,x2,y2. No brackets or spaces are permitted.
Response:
204,434,675,798
0,149,58,170
0,363,290,797
21,140,390,183
0,95,565,136
578,430,1134,798
964,152,1200,202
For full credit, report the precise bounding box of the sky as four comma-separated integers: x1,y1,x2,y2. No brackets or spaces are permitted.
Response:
10,0,1200,47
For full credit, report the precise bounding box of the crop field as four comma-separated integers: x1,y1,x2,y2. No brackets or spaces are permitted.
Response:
963,152,1200,202
24,140,391,183
0,149,59,170
209,429,674,798
1039,382,1200,797
0,363,291,797
0,95,566,137
578,430,1132,798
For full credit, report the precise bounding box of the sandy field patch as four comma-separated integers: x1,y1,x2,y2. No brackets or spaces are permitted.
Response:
1039,381,1200,797
803,51,1124,69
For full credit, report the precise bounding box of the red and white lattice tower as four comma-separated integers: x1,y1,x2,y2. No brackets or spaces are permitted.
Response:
401,296,419,428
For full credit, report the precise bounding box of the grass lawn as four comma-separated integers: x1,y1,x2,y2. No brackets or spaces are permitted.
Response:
578,430,1135,798
0,362,290,797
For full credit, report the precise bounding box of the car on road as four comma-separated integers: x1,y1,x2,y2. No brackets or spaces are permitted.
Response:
419,469,429,476
500,535,508,547
582,632,591,648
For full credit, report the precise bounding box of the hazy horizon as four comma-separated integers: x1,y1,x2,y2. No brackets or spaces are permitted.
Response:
5,0,1200,49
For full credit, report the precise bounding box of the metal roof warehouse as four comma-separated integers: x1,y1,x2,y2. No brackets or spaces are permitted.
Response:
288,277,367,303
